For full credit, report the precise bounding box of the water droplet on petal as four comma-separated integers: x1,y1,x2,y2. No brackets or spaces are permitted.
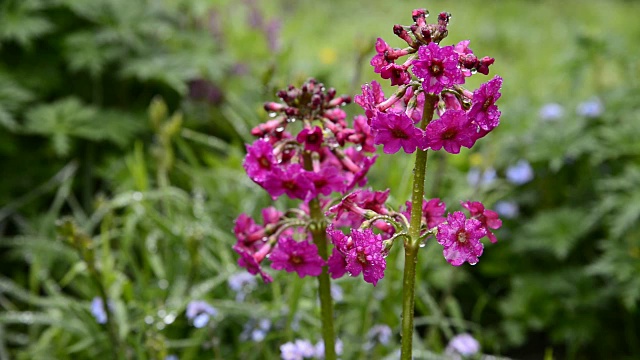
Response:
268,112,277,118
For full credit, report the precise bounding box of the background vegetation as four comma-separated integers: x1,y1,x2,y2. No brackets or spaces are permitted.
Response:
1,0,639,359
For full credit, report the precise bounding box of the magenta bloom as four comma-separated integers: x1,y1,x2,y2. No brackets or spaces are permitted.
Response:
296,126,324,152
370,38,393,73
424,110,478,154
436,211,486,266
469,76,502,131
344,228,386,285
404,198,447,230
354,81,385,121
380,63,411,86
262,164,315,201
346,115,376,153
371,111,423,154
461,201,502,243
412,42,464,94
327,226,349,279
269,237,324,278
307,164,347,196
234,246,273,283
243,139,276,184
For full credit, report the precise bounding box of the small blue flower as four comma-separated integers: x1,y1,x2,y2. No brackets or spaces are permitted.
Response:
576,97,603,118
228,272,257,301
91,297,108,324
506,160,534,185
467,167,497,187
280,339,315,360
494,201,519,219
165,355,178,360
314,339,343,359
367,324,392,345
330,284,343,303
445,333,480,357
186,300,217,328
539,103,564,121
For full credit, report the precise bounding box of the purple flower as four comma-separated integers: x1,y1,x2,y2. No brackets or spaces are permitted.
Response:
577,97,603,118
506,159,534,185
354,81,385,121
342,228,386,285
402,198,447,230
424,110,477,154
186,300,217,328
468,76,502,131
91,297,110,324
367,324,393,345
228,272,258,301
461,201,502,244
412,42,463,94
539,103,564,121
436,211,486,266
262,164,315,201
370,38,393,74
467,167,497,187
371,111,423,154
380,63,411,86
243,139,276,184
494,200,519,219
314,339,344,359
269,237,325,278
296,126,324,152
307,164,347,196
280,339,316,360
445,333,480,358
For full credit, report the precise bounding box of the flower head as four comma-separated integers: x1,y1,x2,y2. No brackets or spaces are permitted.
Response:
412,42,463,94
91,297,109,324
461,201,502,243
424,110,477,154
280,339,316,360
436,211,486,266
468,76,502,131
269,237,325,278
445,333,480,358
341,228,386,285
371,111,423,154
262,164,315,201
296,126,324,152
506,160,534,185
186,300,217,328
243,139,276,184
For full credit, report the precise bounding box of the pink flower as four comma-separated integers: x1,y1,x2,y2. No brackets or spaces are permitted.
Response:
403,198,447,229
370,38,393,73
371,111,423,154
461,201,502,243
307,164,347,196
262,164,315,201
328,226,386,285
346,115,376,153
234,245,273,283
233,213,265,248
344,228,386,285
243,139,276,184
354,81,385,121
296,126,324,152
436,211,486,266
269,237,325,278
412,42,463,94
468,76,502,132
380,63,411,86
424,110,478,154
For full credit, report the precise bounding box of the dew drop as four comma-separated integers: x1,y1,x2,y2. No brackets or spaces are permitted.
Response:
157,309,167,318
419,241,427,248
144,316,154,325
268,112,277,118
275,127,285,132
132,192,143,201
468,261,477,266
156,322,166,330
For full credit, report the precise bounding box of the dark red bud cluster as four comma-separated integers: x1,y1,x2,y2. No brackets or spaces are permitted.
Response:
393,8,451,50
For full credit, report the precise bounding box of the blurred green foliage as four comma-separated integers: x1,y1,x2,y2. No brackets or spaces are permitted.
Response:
1,0,640,359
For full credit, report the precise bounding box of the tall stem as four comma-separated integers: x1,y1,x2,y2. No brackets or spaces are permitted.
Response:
303,153,336,360
400,94,438,360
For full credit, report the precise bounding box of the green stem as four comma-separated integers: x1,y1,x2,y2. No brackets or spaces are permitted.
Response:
303,153,336,360
400,94,438,360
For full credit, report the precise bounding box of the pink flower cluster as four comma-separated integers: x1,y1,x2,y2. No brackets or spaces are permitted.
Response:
435,201,503,266
233,79,382,283
355,9,502,155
